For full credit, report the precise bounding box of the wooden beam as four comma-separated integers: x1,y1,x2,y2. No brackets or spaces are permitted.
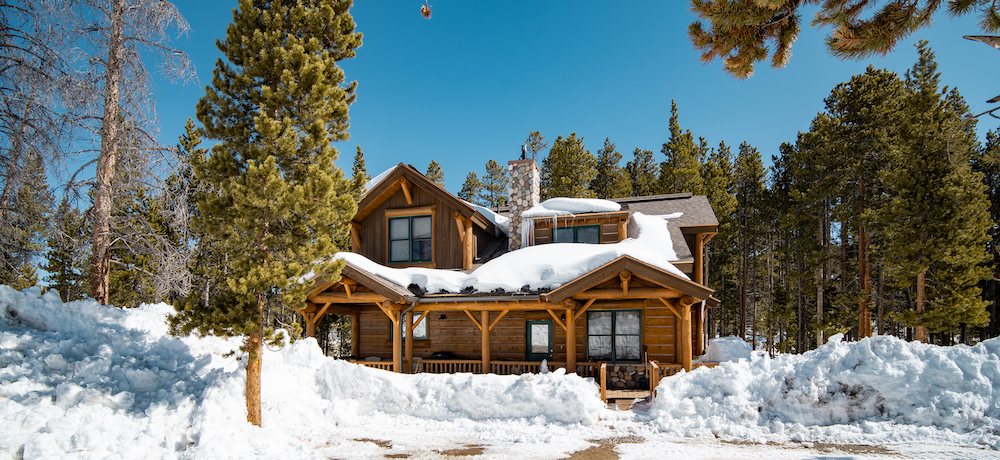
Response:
681,303,692,372
693,233,705,285
488,310,509,331
350,222,361,250
405,310,414,374
464,309,483,330
571,287,686,300
343,283,352,299
658,297,681,318
350,313,359,358
463,217,474,270
573,298,597,321
399,177,412,205
617,220,628,241
620,270,632,296
566,304,577,372
310,278,339,299
298,303,362,316
413,310,430,328
314,302,332,323
379,301,399,324
454,212,466,241
385,204,436,217
413,301,564,312
311,292,388,303
546,309,568,332
481,310,491,373
680,295,697,308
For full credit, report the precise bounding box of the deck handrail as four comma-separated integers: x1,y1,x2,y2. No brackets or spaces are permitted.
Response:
656,362,720,378
413,359,481,374
649,361,660,399
599,362,607,401
350,360,394,372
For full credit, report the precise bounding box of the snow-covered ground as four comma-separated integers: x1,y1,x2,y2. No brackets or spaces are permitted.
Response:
3,286,1000,459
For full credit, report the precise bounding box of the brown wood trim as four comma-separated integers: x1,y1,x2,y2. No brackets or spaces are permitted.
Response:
465,309,483,330
341,264,411,303
489,310,509,331
412,301,564,312
680,225,718,234
385,204,436,217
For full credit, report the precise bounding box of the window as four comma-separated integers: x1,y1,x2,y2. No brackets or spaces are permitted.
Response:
389,215,432,263
392,316,428,340
526,320,553,361
552,225,600,244
587,310,641,362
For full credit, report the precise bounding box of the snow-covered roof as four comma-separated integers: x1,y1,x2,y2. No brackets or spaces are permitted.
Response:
464,201,510,236
521,198,622,219
364,166,395,193
333,212,683,295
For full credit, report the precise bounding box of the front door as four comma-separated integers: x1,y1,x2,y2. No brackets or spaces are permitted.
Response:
526,320,553,361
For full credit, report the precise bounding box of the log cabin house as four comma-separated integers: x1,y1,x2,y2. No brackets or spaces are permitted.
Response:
300,158,720,394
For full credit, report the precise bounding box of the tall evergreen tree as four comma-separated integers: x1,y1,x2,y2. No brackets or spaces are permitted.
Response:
540,133,597,200
975,128,1000,338
425,160,445,188
458,172,483,204
734,141,766,342
872,41,991,342
481,159,508,209
701,141,738,337
350,145,370,201
1,149,52,287
591,138,632,199
170,0,361,426
626,148,658,197
659,101,705,195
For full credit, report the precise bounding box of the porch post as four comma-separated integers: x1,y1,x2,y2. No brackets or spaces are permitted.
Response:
304,313,316,338
386,301,401,373
680,296,694,372
405,310,414,374
481,310,490,373
565,305,576,373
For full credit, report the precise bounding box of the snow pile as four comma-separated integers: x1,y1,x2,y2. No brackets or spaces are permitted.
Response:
335,211,685,295
363,165,395,193
697,336,752,363
646,333,1000,447
0,286,614,458
521,197,621,218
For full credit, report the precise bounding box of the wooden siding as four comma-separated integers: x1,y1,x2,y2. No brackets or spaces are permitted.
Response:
356,184,465,269
531,212,629,245
357,300,678,365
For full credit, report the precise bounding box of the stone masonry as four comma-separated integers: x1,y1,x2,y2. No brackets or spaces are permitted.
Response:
507,159,540,251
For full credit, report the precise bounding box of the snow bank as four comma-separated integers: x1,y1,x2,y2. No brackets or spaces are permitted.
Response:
521,197,621,218
697,336,752,363
0,286,613,458
647,333,1000,448
335,211,685,295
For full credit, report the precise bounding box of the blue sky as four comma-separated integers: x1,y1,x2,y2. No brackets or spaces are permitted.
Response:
155,1,1000,195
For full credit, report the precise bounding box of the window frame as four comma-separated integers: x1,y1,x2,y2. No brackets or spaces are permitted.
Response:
385,205,436,267
586,309,642,363
552,224,601,244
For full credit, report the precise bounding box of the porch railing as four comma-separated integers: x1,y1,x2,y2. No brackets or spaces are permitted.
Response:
350,360,394,372
414,359,481,374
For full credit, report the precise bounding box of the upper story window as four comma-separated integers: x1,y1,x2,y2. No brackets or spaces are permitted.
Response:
389,215,432,263
553,225,600,244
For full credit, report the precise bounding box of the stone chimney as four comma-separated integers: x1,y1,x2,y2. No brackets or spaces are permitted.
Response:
508,159,540,250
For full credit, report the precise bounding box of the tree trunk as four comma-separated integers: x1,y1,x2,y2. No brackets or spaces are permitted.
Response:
858,176,872,338
817,215,824,348
915,271,928,342
246,330,262,426
91,0,125,305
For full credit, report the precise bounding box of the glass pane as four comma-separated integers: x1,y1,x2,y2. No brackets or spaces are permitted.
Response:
615,335,641,360
576,226,600,244
389,218,409,239
588,311,612,335
588,336,611,361
615,311,641,334
412,216,432,239
412,318,427,339
412,239,432,262
554,227,573,243
390,240,409,262
530,324,550,353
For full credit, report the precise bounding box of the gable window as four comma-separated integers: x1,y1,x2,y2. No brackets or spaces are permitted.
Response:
587,310,641,362
389,215,432,263
553,225,600,244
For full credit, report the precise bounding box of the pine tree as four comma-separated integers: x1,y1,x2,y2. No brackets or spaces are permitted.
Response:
350,145,369,201
1,149,52,287
481,159,508,209
872,41,991,341
591,138,632,199
43,201,89,302
974,128,1000,338
659,101,705,194
458,172,483,204
700,141,739,338
524,131,549,161
170,0,361,426
734,141,766,342
626,148,658,197
425,160,445,188
540,133,597,200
